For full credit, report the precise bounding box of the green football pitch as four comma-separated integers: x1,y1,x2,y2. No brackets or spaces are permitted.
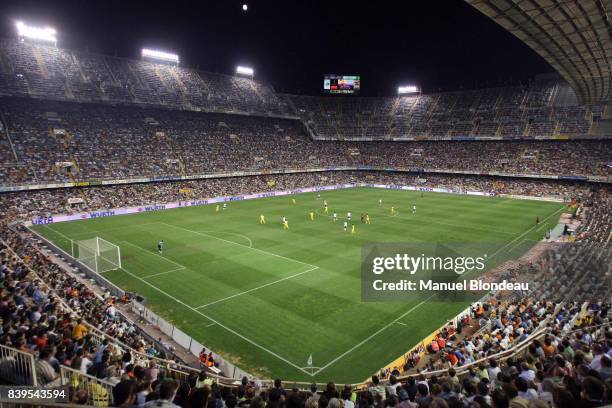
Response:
32,187,564,383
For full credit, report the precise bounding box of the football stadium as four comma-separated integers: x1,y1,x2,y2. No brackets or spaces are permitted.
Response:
0,0,610,407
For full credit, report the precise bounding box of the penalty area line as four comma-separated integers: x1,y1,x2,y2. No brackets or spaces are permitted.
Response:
155,222,318,269
119,240,188,270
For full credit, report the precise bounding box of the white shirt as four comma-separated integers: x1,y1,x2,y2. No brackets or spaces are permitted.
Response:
519,369,536,382
80,357,93,374
488,366,501,382
590,354,603,371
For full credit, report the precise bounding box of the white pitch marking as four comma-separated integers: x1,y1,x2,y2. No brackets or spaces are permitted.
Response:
119,240,187,269
141,266,187,279
312,297,433,376
489,206,564,260
57,222,162,238
196,265,319,309
116,265,315,376
43,224,73,242
197,230,253,248
156,222,318,269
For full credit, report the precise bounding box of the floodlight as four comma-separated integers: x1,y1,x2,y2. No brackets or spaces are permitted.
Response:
398,85,420,95
141,48,180,64
236,66,254,77
16,21,57,44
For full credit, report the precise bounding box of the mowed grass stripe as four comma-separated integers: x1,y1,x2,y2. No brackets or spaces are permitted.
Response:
33,187,565,382
128,223,318,305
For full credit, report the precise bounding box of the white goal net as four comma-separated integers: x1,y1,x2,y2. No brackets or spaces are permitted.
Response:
76,237,122,273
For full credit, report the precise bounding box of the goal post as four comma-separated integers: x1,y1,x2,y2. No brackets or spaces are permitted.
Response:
76,237,122,273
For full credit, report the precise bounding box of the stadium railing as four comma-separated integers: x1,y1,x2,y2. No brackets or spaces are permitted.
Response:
59,366,114,406
398,325,549,382
0,344,115,406
130,299,251,380
0,343,38,386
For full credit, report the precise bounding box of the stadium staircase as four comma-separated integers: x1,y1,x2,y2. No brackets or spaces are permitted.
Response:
169,67,189,96
247,79,265,103
157,131,185,175
552,84,579,107
553,121,561,137
0,111,19,162
592,103,612,136
522,121,532,137
31,47,49,80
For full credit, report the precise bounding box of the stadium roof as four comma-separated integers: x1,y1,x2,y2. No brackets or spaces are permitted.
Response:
467,0,611,105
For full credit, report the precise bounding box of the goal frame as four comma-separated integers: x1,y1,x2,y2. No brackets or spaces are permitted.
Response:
76,237,122,273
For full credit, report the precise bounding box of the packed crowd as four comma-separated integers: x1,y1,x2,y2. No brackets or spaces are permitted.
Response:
1,221,609,407
0,38,606,144
0,35,610,408
0,171,601,223
0,97,609,185
418,241,610,374
0,39,290,116
575,189,612,243
0,223,192,395
0,167,609,406
287,82,602,140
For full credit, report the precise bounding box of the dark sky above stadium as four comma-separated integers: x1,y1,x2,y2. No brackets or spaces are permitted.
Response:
0,0,553,96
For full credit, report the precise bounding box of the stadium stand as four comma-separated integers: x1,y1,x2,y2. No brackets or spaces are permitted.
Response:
0,191,612,406
0,39,290,116
286,80,605,140
0,97,609,185
0,170,610,406
0,39,608,143
0,37,609,407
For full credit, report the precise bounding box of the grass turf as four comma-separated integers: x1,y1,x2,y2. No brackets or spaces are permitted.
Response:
32,187,564,383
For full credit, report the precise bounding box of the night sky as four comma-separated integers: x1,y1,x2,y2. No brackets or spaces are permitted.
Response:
0,0,553,96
